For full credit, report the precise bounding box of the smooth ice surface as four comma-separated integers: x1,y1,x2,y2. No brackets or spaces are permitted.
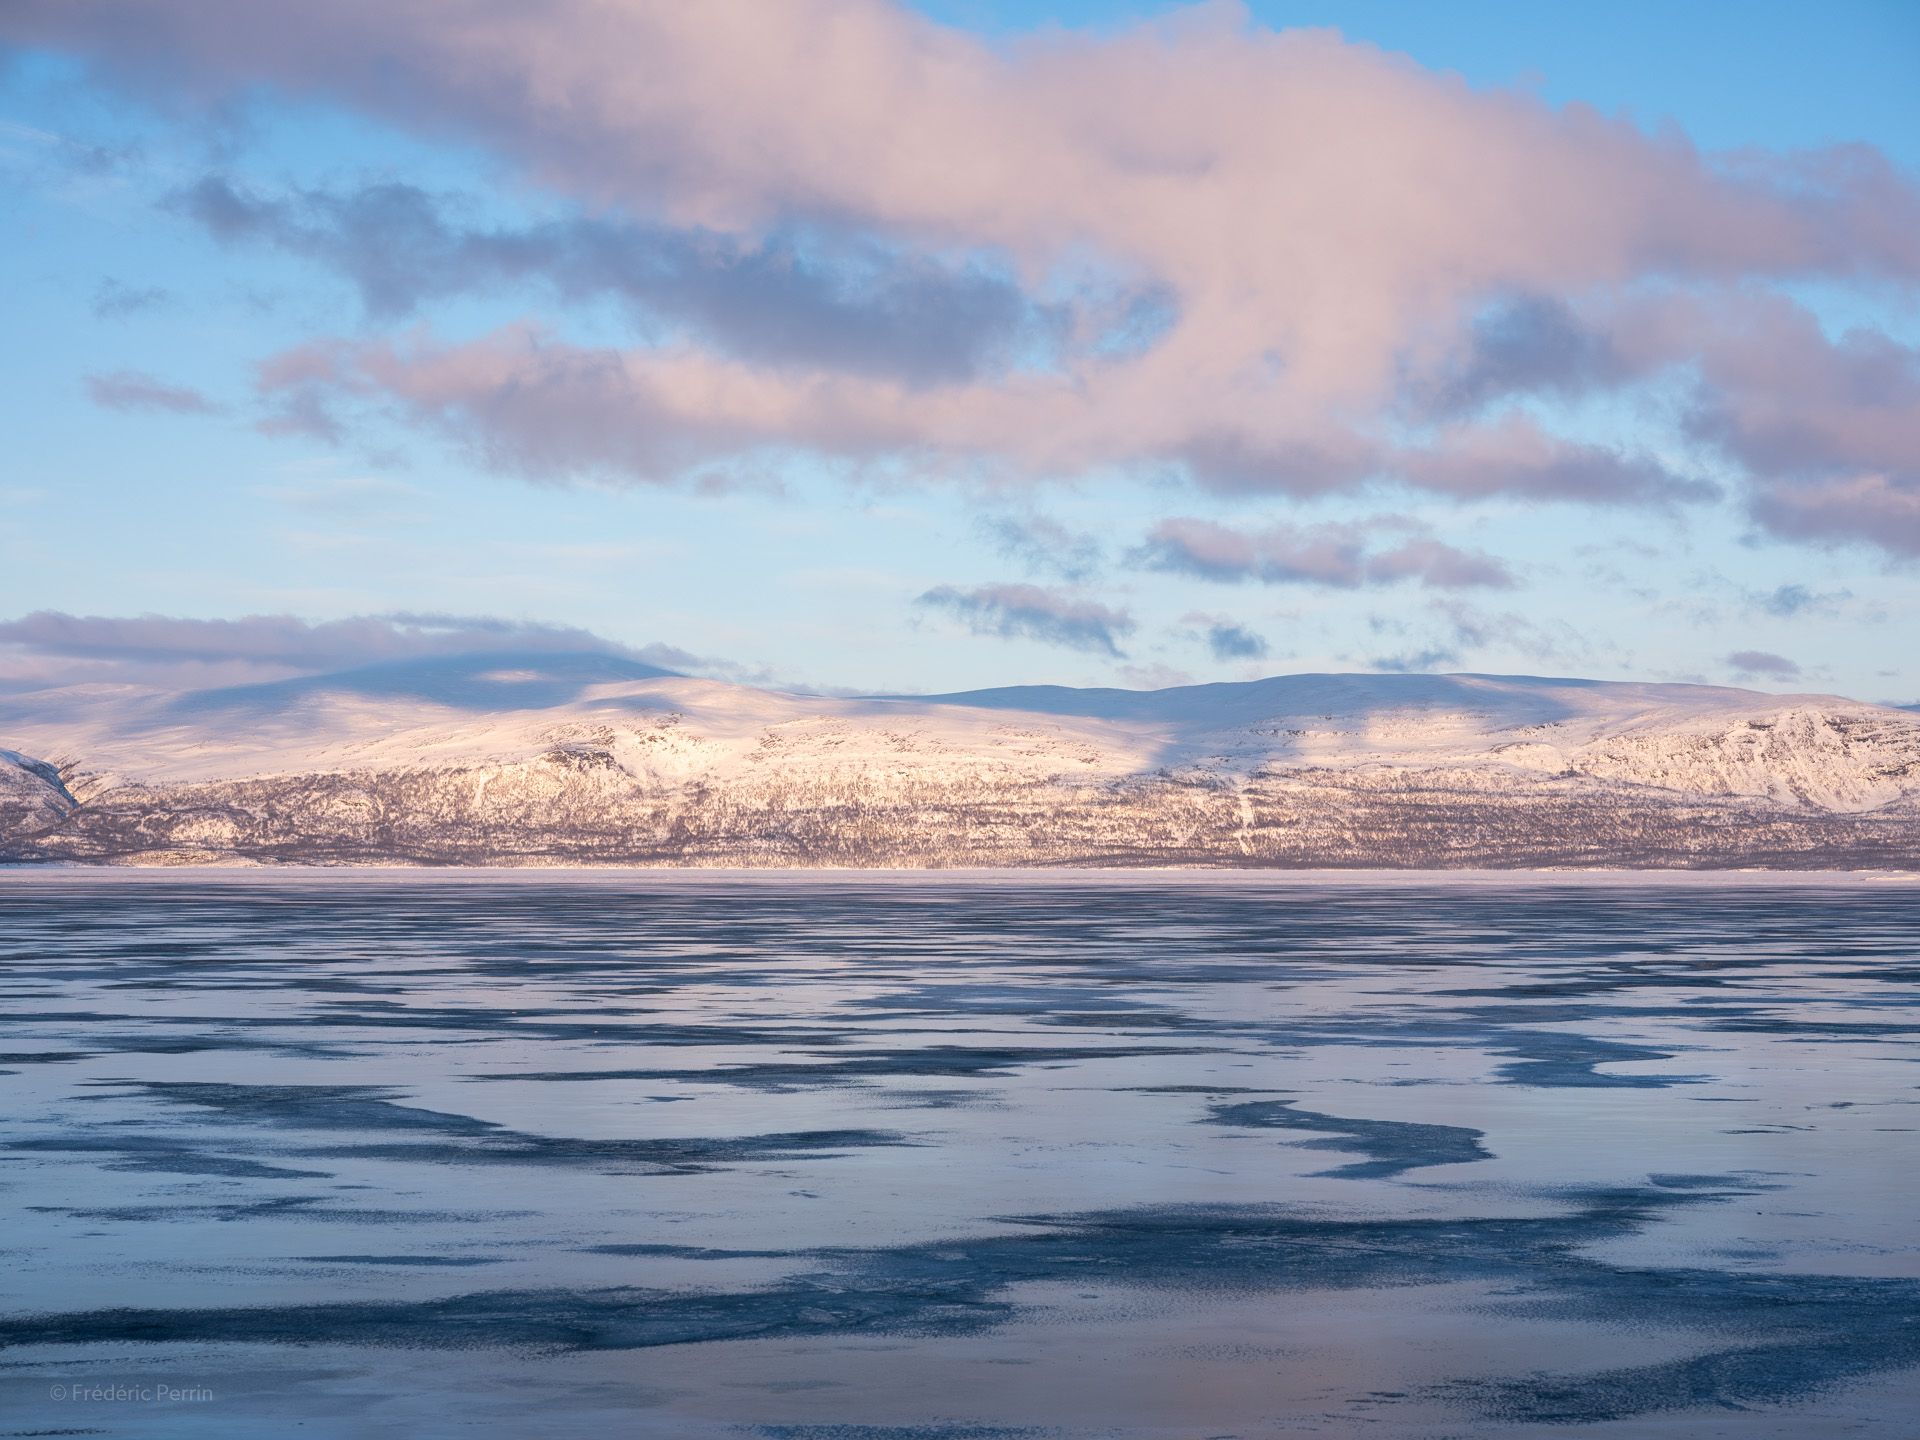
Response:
0,871,1916,1438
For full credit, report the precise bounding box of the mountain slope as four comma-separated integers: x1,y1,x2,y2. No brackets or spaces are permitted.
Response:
0,748,76,842
2,656,1916,868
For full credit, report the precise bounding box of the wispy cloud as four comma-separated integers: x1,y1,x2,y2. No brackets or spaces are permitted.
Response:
1726,648,1802,680
84,370,220,415
1180,613,1270,662
976,513,1103,582
1136,518,1514,590
90,277,169,318
1361,596,1605,678
1752,583,1852,619
1371,646,1462,675
916,583,1135,656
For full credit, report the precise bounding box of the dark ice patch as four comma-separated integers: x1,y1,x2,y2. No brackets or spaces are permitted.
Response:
14,1179,1919,1430
486,1045,1207,1092
1205,1098,1492,1178
110,1080,910,1173
7,1132,331,1179
298,1254,503,1267
1486,1029,1700,1088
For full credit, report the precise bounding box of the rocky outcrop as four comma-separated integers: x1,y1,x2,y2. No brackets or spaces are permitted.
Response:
0,749,77,844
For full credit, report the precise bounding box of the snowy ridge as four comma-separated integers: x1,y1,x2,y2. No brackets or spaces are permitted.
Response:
1,653,1917,868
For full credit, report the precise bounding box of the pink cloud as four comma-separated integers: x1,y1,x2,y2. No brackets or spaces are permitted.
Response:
1749,474,1920,557
11,1,1918,530
1426,288,1920,551
1396,416,1715,506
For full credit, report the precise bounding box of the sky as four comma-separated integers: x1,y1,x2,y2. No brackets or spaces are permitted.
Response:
2,0,1917,701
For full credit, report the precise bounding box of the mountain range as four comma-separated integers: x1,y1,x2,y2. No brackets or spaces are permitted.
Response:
2,652,1917,869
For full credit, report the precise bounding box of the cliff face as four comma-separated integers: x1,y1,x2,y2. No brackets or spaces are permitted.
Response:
3,656,1916,868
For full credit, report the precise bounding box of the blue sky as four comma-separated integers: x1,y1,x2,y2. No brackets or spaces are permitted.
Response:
2,1,1916,699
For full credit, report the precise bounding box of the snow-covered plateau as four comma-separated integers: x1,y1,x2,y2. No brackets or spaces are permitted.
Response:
2,652,1916,868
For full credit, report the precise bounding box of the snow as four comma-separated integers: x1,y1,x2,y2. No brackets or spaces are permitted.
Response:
3,654,1917,866
4,656,1916,807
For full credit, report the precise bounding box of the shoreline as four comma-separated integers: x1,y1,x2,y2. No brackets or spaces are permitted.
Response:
3,862,1915,886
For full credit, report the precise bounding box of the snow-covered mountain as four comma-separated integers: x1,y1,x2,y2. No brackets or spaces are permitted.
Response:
2,652,1917,868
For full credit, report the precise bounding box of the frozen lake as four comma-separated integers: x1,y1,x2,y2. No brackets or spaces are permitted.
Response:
0,871,1916,1437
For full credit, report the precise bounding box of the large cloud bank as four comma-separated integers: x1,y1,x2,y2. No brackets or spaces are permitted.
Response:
10,0,1918,553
